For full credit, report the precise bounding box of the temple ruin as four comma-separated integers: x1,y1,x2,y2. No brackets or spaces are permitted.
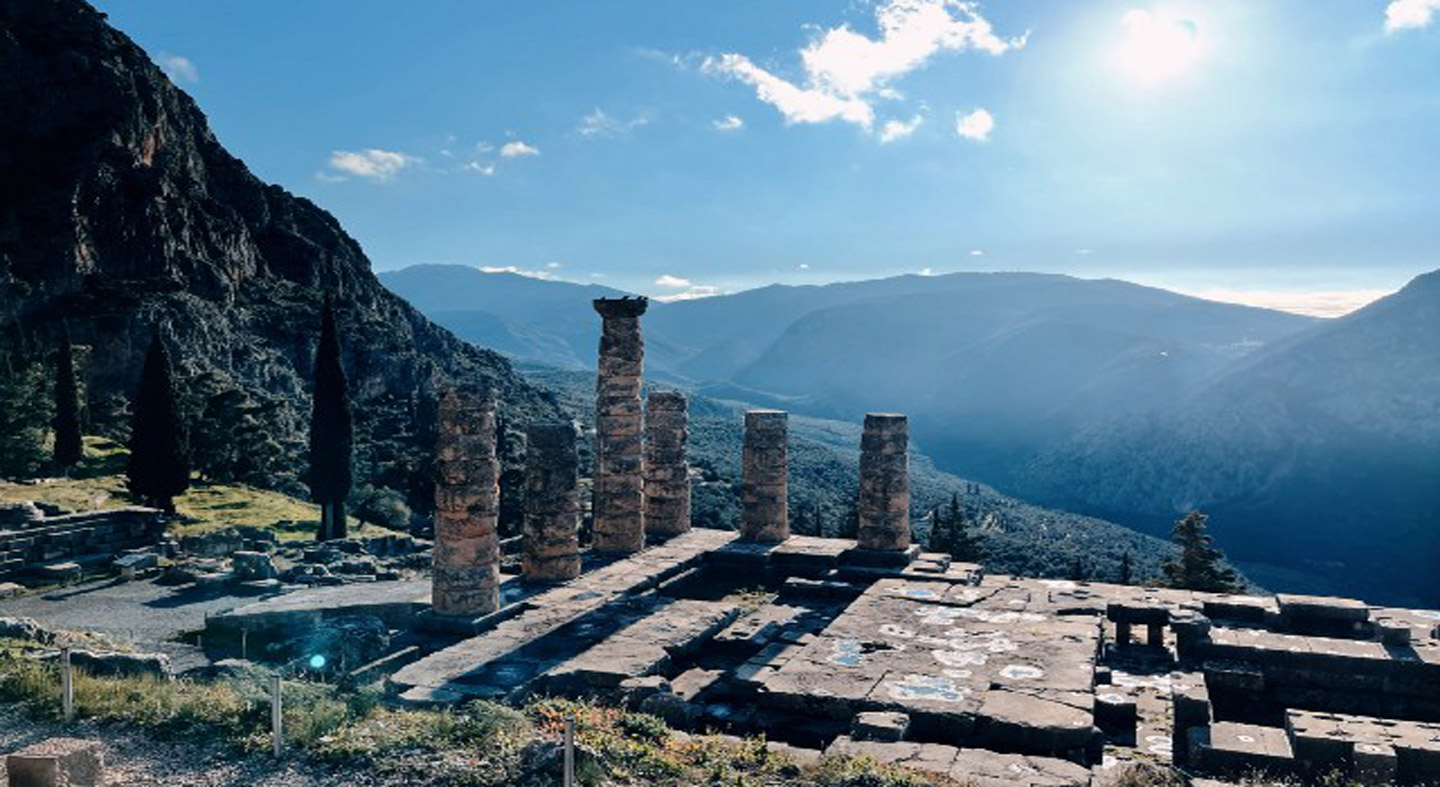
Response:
521,422,581,583
591,297,648,554
199,300,1440,787
740,409,789,543
431,387,501,617
855,413,911,554
644,390,691,537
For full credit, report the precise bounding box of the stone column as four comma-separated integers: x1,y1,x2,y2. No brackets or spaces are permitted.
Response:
432,388,501,617
592,297,648,554
856,413,910,552
523,422,582,582
644,391,691,537
741,409,788,543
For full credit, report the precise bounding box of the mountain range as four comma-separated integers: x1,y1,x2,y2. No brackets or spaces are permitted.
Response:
385,264,1440,605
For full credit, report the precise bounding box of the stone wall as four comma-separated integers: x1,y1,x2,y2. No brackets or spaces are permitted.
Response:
0,505,164,578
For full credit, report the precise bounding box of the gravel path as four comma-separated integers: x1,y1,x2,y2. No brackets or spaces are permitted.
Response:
0,578,244,643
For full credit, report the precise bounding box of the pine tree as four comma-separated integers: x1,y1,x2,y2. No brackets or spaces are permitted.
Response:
926,507,948,552
52,324,83,468
126,332,189,512
1069,555,1086,581
308,297,354,541
0,343,51,479
1161,511,1242,593
1118,551,1133,585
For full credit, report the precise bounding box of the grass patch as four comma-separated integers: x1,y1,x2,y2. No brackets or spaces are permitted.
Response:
0,437,398,543
0,651,966,786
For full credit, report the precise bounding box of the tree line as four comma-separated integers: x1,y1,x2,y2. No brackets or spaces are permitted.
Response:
0,299,357,541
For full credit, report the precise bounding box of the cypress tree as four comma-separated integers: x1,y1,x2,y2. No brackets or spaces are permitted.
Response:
52,324,83,468
1118,551,1133,585
308,297,353,541
127,332,189,512
1161,511,1242,593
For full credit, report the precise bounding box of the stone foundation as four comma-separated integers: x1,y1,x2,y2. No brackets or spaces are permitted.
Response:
0,505,163,579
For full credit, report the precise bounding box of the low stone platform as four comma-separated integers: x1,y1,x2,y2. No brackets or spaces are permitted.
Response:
825,736,1092,786
390,528,737,702
758,577,1101,761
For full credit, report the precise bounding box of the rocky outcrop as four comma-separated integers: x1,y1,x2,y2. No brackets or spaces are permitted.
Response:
0,0,560,509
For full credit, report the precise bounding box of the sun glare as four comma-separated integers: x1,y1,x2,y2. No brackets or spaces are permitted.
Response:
1114,8,1210,87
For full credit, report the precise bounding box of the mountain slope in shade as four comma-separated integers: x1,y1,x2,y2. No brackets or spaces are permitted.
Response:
0,0,559,507
378,264,629,369
1019,269,1440,605
723,275,1314,474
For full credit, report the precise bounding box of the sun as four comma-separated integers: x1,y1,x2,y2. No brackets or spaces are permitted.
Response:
1113,8,1211,87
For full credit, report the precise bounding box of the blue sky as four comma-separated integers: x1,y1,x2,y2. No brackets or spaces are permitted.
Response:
98,0,1440,315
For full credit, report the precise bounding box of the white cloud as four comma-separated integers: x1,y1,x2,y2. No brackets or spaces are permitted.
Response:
480,265,557,281
797,263,811,269
1074,248,1096,255
1385,0,1440,31
969,249,984,256
955,108,994,141
500,140,540,157
579,108,650,138
327,149,418,181
462,161,496,176
879,113,925,143
654,285,723,302
919,267,937,276
654,274,693,288
705,0,1024,134
545,262,563,269
714,115,746,132
159,53,198,83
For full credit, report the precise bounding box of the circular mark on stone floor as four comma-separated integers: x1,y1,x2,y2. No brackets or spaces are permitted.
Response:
1000,664,1045,680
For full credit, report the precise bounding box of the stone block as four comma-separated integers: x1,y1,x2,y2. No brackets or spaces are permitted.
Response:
852,711,910,742
6,737,104,787
1354,742,1397,785
1094,690,1137,733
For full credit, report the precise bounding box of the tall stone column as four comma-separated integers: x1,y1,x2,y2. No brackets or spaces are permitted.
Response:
523,422,582,582
432,387,501,617
592,297,648,554
741,409,788,543
645,391,691,537
856,413,910,552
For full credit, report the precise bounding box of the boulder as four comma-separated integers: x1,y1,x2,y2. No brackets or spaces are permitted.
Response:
231,551,278,581
52,650,172,680
180,530,245,559
0,617,54,644
5,737,104,787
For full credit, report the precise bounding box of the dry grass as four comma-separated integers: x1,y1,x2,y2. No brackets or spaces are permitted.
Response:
0,437,398,542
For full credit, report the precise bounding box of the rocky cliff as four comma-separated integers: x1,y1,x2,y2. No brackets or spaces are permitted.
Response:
0,0,561,509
